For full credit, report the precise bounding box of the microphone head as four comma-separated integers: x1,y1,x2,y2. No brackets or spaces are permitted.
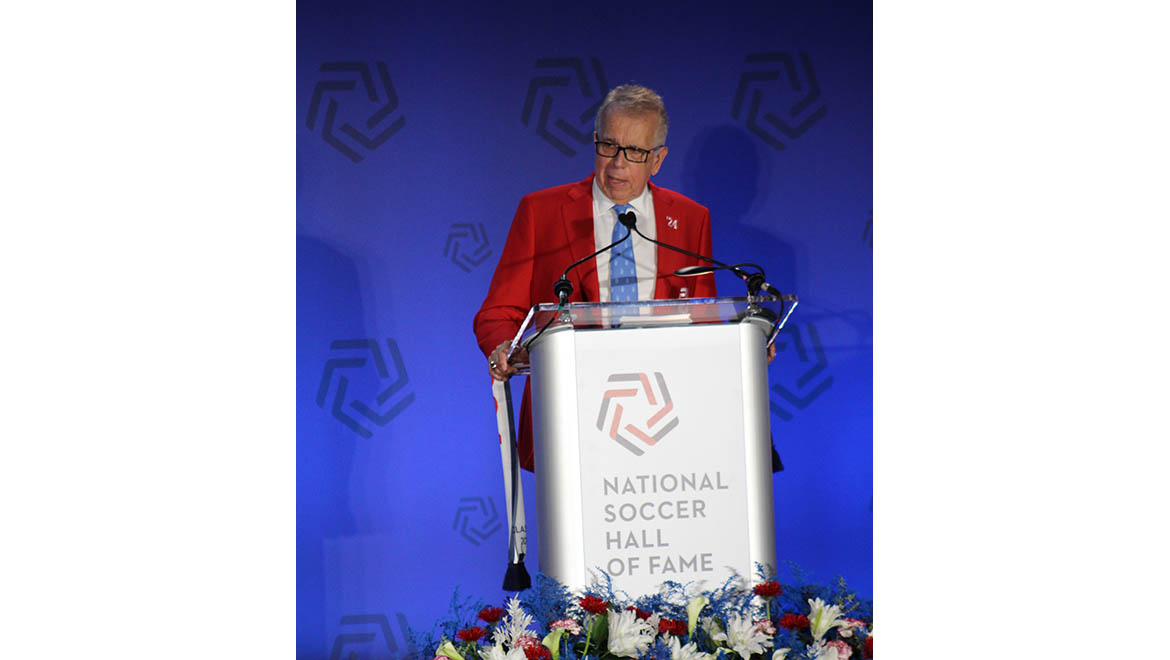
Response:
553,276,573,303
675,265,718,277
744,272,765,295
618,210,637,228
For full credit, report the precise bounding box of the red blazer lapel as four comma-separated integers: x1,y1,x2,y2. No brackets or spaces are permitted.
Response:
562,175,600,301
651,183,681,299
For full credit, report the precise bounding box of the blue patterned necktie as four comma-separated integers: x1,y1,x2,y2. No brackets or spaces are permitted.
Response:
609,204,637,302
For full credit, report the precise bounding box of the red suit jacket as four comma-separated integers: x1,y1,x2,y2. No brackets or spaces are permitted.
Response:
474,174,716,471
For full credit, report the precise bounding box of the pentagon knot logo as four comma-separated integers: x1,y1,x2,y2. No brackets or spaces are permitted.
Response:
769,323,833,421
307,61,405,163
521,57,609,156
732,51,827,152
444,222,492,272
596,372,678,456
329,613,414,660
316,338,414,438
452,496,503,546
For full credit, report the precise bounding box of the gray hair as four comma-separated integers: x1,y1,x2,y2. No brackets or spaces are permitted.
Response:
594,84,669,146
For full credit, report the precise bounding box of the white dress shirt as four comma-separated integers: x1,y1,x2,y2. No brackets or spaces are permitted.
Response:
592,179,658,302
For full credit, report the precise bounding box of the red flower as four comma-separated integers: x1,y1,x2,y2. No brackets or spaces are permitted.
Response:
752,581,782,598
658,618,688,636
456,627,487,642
778,613,810,631
523,645,551,660
478,606,505,624
625,605,652,620
579,596,608,615
863,636,873,658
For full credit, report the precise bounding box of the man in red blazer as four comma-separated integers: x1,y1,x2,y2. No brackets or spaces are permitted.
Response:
474,85,717,471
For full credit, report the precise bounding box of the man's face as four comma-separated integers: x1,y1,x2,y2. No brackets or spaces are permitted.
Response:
593,111,669,205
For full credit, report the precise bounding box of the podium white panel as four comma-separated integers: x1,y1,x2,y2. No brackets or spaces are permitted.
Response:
529,320,775,596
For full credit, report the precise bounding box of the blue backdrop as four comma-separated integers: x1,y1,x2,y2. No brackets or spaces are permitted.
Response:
297,2,871,658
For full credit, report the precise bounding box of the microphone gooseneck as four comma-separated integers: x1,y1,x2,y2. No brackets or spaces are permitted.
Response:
623,219,777,297
535,210,636,350
555,208,787,302
676,263,783,297
552,219,633,304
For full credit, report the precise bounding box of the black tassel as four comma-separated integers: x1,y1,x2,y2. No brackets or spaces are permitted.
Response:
771,432,784,473
503,561,531,591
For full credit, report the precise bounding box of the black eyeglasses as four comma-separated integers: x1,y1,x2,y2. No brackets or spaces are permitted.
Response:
594,139,663,163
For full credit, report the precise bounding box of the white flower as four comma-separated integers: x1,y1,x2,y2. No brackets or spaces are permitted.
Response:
668,636,714,660
686,596,709,635
483,645,527,660
607,607,656,657
771,649,790,660
698,615,720,638
806,598,846,642
711,613,773,660
648,612,663,629
491,596,538,648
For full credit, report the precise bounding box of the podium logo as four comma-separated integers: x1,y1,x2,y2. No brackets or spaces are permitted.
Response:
444,222,492,272
596,372,678,456
307,61,406,163
329,613,414,660
521,57,609,156
732,52,827,152
317,338,415,438
452,496,503,546
769,323,833,421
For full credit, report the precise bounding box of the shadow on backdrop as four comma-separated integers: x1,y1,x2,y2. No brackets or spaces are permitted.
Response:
681,124,798,299
297,229,364,658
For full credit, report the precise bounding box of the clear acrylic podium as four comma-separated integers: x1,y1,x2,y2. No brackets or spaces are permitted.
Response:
509,295,796,596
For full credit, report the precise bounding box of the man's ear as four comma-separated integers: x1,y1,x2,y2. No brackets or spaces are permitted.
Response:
650,145,669,176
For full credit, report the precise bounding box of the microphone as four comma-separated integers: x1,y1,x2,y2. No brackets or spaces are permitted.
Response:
620,210,727,274
617,212,777,297
676,263,783,297
552,214,634,304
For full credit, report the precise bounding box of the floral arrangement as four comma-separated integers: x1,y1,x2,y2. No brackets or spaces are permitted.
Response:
410,567,872,660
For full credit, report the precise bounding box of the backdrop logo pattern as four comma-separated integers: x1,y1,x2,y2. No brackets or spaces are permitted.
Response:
732,52,827,151
317,339,414,438
444,223,492,272
595,372,678,456
521,57,609,156
769,323,833,421
307,61,405,163
452,496,502,546
329,613,414,660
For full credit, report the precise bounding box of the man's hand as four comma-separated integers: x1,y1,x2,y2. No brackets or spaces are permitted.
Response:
767,342,777,364
488,341,529,381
